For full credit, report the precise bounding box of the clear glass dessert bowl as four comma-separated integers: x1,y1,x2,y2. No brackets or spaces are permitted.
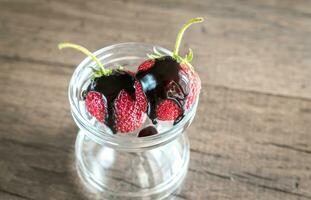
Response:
68,43,199,199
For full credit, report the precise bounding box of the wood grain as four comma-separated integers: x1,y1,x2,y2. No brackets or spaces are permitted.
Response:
0,0,310,199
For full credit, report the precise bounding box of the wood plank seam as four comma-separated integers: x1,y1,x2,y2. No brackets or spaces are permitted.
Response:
0,187,34,200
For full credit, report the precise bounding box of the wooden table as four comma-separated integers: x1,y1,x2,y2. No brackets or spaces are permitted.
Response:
0,0,310,199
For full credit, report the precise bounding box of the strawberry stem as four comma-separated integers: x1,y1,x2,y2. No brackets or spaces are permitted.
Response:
173,17,204,57
58,42,111,75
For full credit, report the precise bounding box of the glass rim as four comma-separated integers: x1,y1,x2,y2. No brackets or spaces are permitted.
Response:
68,42,199,151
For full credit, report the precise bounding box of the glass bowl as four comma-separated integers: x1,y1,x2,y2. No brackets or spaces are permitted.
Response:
68,43,199,199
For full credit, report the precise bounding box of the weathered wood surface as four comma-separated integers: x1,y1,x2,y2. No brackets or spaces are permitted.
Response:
0,0,310,199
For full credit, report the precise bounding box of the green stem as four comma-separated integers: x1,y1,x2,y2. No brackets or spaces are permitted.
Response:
173,17,204,57
58,42,107,73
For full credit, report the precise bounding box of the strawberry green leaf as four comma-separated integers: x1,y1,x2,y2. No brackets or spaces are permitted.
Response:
185,48,193,62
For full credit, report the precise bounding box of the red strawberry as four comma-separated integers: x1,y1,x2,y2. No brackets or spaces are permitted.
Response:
85,91,106,122
115,81,147,133
136,17,203,124
86,81,147,133
156,99,182,121
86,80,147,133
136,58,200,122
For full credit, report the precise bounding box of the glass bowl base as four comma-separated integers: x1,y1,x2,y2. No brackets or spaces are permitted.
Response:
75,130,190,200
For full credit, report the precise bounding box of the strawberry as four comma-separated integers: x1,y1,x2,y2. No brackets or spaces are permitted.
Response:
85,91,106,122
59,43,147,133
85,80,147,133
86,72,147,133
136,17,203,123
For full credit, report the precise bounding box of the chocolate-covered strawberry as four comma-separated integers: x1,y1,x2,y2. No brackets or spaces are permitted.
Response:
136,17,203,124
58,43,147,133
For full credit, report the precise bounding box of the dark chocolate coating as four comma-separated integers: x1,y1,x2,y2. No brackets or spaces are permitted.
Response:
138,126,158,137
